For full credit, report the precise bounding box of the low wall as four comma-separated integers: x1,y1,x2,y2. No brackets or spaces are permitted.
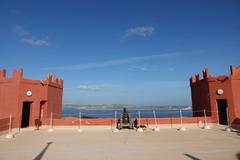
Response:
1,116,232,133
42,116,217,126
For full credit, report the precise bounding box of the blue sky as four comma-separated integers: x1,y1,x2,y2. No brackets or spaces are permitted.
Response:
1,0,240,106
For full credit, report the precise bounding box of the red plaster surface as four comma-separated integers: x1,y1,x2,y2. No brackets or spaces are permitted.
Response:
0,69,63,130
190,66,240,126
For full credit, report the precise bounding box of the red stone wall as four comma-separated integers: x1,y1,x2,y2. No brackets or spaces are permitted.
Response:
190,66,240,125
230,66,240,123
190,78,210,116
0,69,63,130
0,117,10,132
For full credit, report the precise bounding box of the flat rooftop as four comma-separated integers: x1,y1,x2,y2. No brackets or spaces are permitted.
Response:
0,126,240,160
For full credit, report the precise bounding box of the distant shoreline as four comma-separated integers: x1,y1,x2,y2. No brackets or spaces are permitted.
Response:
63,104,192,110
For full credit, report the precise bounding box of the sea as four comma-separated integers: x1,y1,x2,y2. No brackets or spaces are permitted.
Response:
62,107,193,118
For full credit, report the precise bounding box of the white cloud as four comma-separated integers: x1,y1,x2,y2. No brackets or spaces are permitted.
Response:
45,53,177,71
77,85,100,92
21,37,49,46
124,26,155,38
128,66,148,71
14,25,49,46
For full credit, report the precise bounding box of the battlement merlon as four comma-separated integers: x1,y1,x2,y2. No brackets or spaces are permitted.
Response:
203,68,209,79
46,73,53,82
0,69,7,79
12,69,23,79
190,76,196,84
190,66,240,84
190,74,201,85
53,76,59,84
190,73,202,85
195,74,200,81
0,69,63,88
230,65,240,80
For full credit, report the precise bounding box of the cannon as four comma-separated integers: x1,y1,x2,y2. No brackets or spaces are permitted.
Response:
117,108,135,129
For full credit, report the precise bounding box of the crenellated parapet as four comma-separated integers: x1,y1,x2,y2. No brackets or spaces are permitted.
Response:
0,69,63,88
0,69,23,80
190,66,239,85
45,73,63,88
190,68,208,85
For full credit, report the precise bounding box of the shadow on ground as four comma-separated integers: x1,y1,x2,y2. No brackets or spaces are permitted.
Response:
33,142,53,160
184,153,200,160
236,152,240,160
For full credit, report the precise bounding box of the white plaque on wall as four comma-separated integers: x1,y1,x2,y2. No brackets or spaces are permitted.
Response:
217,89,224,95
26,90,32,97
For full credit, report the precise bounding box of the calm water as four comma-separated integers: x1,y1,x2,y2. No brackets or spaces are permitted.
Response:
62,108,193,118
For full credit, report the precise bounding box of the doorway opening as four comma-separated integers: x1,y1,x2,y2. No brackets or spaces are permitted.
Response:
217,99,228,125
21,101,32,128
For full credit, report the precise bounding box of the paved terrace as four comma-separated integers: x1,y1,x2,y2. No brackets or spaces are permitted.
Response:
0,126,240,160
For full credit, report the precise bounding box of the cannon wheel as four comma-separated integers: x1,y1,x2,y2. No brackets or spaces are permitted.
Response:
129,122,134,129
117,121,122,129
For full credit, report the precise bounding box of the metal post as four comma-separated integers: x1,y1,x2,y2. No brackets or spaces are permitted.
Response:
178,110,186,131
204,109,207,125
137,111,143,132
78,112,83,132
138,111,141,127
216,107,219,125
115,111,117,128
225,107,232,132
112,111,119,132
79,112,82,129
203,109,210,129
180,110,183,127
8,113,12,135
50,112,53,129
153,110,160,132
48,112,53,132
226,107,230,127
153,110,157,127
5,113,14,139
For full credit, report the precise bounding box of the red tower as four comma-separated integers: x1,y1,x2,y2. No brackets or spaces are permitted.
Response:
190,66,240,127
0,69,63,129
